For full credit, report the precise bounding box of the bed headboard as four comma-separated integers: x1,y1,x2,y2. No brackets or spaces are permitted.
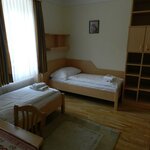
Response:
43,59,67,83
43,58,124,83
66,59,124,78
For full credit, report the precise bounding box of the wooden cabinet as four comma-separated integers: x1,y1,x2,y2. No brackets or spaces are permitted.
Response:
128,26,150,53
123,0,150,108
45,34,69,51
127,26,145,52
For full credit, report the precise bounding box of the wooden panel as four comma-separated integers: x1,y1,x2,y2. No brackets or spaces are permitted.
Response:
40,93,65,114
66,59,124,78
47,59,66,73
45,34,56,50
44,58,124,84
144,26,150,52
127,26,146,52
43,58,66,83
56,35,68,47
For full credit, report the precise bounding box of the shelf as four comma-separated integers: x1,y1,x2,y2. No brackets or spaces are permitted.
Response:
140,79,150,89
127,53,142,64
132,0,150,26
142,64,150,67
131,12,150,26
133,10,150,14
133,0,150,12
139,90,150,103
141,66,150,77
45,33,69,51
127,63,141,66
140,76,150,80
126,65,141,75
139,88,150,92
123,0,150,108
126,74,139,77
50,46,69,51
125,76,139,89
143,53,150,65
124,89,137,101
124,87,138,91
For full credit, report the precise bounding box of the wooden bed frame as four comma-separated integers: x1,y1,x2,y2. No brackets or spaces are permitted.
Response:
39,93,65,115
43,58,124,110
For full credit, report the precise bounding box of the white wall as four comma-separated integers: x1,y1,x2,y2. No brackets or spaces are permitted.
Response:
42,1,68,61
42,1,64,33
64,0,132,71
42,0,132,71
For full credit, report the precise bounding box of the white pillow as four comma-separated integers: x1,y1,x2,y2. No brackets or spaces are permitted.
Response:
50,67,81,80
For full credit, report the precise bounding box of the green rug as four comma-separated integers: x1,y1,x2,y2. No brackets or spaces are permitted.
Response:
42,114,120,150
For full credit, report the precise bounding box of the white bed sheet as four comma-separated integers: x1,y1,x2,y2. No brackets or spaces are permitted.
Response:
52,73,123,93
0,86,60,123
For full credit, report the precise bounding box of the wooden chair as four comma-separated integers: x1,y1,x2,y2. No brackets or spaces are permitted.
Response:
14,105,46,136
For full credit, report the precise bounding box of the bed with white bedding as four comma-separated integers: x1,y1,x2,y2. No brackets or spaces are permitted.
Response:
49,67,123,110
0,78,64,123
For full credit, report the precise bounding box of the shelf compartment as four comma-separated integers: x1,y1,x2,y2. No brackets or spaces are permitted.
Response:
141,66,150,78
124,89,137,101
138,90,150,103
131,12,150,26
133,0,150,11
127,53,142,64
45,34,69,51
125,76,139,89
126,65,140,75
140,79,150,90
143,53,150,65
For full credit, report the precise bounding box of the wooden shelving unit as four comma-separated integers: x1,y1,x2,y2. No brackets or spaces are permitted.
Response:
123,0,150,108
45,33,69,51
131,0,150,26
124,53,150,102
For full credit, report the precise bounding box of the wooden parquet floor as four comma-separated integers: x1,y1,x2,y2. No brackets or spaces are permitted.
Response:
64,93,150,150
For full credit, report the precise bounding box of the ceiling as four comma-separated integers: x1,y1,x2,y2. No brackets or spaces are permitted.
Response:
45,0,112,5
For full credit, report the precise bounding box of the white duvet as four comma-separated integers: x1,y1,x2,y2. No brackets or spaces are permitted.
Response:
68,73,119,88
0,86,59,123
53,73,123,92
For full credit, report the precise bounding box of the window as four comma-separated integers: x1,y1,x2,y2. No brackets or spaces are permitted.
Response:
2,0,38,82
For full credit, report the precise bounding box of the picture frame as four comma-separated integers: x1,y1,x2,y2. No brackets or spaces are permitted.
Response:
89,20,99,34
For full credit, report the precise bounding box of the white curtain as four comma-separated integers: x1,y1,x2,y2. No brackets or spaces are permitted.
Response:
2,0,38,82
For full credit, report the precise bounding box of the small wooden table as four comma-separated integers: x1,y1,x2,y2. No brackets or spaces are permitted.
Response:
0,119,43,150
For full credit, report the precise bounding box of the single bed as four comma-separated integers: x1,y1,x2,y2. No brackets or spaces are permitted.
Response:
49,67,123,110
0,78,64,123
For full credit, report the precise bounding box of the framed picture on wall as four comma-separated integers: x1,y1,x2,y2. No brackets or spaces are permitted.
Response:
89,20,99,34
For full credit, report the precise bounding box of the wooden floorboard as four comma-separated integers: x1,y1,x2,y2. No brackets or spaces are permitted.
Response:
64,93,150,150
